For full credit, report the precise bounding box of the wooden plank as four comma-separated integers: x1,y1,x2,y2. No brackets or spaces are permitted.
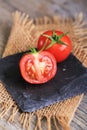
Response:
0,0,87,22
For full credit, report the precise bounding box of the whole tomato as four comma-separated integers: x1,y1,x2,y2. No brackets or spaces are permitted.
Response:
37,30,72,63
19,48,57,84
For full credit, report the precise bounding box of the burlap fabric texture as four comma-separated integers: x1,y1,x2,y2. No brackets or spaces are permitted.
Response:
0,11,87,130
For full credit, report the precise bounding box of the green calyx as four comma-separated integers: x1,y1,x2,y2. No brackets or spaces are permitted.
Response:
30,48,38,54
43,31,68,50
29,31,69,54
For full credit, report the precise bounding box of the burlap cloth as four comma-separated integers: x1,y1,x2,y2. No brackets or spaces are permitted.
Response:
0,11,87,130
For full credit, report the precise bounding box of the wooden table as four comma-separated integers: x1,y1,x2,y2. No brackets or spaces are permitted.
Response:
0,0,87,130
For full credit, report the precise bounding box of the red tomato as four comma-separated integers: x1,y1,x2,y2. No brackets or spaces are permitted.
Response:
19,50,57,84
37,30,72,62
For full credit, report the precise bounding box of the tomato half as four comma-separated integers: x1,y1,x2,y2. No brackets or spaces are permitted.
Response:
19,51,57,84
37,30,72,63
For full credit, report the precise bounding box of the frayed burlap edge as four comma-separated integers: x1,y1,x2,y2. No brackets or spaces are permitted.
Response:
0,11,87,130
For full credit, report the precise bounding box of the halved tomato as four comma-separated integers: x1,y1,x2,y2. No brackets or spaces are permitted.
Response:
19,50,57,84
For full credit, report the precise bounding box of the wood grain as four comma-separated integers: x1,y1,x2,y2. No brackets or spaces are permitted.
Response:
0,0,87,130
0,0,87,22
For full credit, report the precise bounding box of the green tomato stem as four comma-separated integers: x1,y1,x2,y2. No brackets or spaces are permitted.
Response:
38,39,49,53
30,48,38,54
42,31,69,50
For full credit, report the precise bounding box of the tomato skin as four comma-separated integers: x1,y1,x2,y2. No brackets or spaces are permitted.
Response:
37,30,72,63
19,51,57,84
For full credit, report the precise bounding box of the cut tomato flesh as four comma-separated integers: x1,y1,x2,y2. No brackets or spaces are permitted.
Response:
19,51,57,84
25,55,53,82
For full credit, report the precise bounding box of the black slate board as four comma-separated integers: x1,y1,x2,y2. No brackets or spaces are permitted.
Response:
0,52,87,112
